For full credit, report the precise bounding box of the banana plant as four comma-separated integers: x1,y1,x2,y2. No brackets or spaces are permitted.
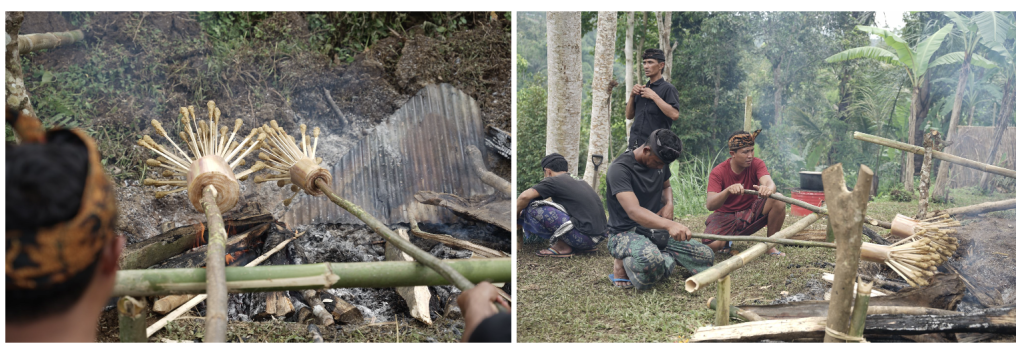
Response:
826,23,954,193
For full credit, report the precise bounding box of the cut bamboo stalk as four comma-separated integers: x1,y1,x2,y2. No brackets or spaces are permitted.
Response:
693,232,836,248
153,294,195,315
848,279,872,342
685,213,821,292
199,185,227,343
114,259,510,297
853,131,1015,178
928,198,1015,218
18,30,84,54
118,296,148,342
822,163,873,343
715,275,732,326
707,297,763,322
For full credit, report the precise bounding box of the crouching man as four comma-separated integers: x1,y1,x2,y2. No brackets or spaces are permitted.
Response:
516,153,607,257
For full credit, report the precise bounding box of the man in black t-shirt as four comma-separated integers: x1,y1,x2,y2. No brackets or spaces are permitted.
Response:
626,48,680,150
516,153,608,257
605,129,713,290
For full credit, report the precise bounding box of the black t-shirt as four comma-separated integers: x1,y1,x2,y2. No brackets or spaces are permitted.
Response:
628,77,680,149
605,151,672,234
530,173,607,236
467,312,511,342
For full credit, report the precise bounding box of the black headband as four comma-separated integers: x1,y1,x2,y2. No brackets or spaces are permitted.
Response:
647,129,680,163
541,153,567,170
643,49,665,62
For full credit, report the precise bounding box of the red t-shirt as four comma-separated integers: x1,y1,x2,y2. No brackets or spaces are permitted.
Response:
707,157,769,213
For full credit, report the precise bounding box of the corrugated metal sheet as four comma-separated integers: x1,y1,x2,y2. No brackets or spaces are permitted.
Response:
283,83,491,226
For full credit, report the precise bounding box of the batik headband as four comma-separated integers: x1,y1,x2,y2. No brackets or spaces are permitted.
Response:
728,129,761,151
6,109,117,289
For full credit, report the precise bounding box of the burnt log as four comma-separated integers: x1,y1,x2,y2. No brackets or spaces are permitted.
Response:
302,290,334,326
320,291,366,325
691,306,1014,342
252,224,297,320
119,213,272,269
153,222,271,269
414,191,511,231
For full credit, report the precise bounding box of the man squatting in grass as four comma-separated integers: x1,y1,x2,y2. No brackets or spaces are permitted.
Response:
6,107,125,342
516,153,608,257
703,129,787,256
625,48,679,150
606,129,714,289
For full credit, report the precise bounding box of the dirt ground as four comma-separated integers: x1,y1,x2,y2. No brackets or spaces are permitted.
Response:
16,12,510,343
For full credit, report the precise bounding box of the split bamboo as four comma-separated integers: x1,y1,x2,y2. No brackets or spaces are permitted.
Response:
685,213,822,292
853,132,1015,178
822,164,873,343
848,279,873,342
113,259,510,297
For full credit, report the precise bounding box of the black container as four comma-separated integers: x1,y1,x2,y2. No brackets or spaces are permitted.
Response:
799,171,824,191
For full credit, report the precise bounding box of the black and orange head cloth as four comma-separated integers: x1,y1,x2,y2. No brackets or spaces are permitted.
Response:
6,108,117,290
728,129,761,152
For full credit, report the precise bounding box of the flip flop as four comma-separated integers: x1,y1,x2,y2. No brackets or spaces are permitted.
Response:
718,241,733,254
768,250,786,257
607,274,634,289
536,247,573,258
576,247,600,255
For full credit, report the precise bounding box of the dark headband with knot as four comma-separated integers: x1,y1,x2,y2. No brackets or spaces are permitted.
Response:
728,129,761,151
648,129,680,163
541,153,567,170
643,49,665,62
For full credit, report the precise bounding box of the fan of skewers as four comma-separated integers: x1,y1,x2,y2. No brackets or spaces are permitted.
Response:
861,213,961,287
138,101,266,211
250,120,330,206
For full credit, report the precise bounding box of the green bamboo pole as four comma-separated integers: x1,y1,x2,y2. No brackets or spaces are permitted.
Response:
315,179,476,291
714,275,731,326
693,232,836,248
117,296,148,342
848,279,873,342
685,213,822,292
17,30,84,54
112,259,510,297
742,190,825,215
199,185,227,343
853,131,1015,178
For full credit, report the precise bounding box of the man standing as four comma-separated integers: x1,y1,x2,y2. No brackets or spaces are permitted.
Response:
626,48,680,150
704,130,787,256
606,129,713,289
6,107,124,342
516,153,608,257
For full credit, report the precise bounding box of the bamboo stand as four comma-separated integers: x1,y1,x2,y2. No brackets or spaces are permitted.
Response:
822,164,873,343
715,275,732,326
853,131,1015,178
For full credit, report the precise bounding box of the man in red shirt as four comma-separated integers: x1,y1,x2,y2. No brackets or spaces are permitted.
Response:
703,130,786,256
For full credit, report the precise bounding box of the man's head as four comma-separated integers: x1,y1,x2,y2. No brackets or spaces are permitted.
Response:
540,153,568,178
727,129,761,169
642,48,666,78
6,108,121,340
637,129,681,170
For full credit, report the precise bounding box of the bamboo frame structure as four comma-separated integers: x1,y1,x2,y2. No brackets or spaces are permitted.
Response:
685,213,822,292
112,259,511,297
853,131,1015,178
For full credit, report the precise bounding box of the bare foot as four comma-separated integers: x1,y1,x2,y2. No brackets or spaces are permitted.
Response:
612,258,630,287
768,247,786,256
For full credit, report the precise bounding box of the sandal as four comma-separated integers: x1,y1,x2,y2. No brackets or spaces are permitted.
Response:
718,241,733,254
576,247,599,255
768,250,786,257
607,274,634,289
536,247,574,258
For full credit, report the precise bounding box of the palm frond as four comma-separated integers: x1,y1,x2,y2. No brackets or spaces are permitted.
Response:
913,24,954,77
974,11,1012,55
826,46,902,66
857,25,915,69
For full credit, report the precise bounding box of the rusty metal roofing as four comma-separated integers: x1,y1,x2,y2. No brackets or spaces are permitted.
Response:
283,83,493,227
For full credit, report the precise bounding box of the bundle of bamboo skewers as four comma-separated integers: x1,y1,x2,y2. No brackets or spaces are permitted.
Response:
862,214,960,287
250,120,329,206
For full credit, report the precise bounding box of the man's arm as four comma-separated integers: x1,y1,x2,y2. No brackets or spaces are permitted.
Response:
515,188,541,227
640,88,679,120
656,180,673,219
754,174,776,198
616,191,690,241
706,183,744,211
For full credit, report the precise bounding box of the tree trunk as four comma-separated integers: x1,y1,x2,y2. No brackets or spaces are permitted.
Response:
5,12,36,117
933,60,972,200
773,59,785,125
582,11,617,188
979,73,1015,190
624,12,635,146
917,131,940,218
546,12,583,175
822,164,873,342
655,11,673,82
906,74,932,193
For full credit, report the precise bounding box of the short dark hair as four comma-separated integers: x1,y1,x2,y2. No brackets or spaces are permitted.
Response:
540,153,568,172
6,130,96,322
646,129,682,163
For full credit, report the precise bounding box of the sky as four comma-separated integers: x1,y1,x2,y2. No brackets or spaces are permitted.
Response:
875,11,907,32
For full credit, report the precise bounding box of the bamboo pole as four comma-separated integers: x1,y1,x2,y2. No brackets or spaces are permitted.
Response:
685,213,822,292
928,198,1015,218
315,179,476,291
693,232,836,248
715,275,732,326
17,30,84,54
853,131,1015,178
822,163,873,343
114,259,510,297
707,297,763,322
199,185,227,343
118,296,148,342
848,279,873,342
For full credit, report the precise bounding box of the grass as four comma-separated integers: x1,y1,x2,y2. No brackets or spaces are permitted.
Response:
516,188,1015,342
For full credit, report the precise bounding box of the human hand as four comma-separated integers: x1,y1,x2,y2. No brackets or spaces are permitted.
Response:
657,202,674,219
457,282,510,342
640,87,658,99
632,84,644,96
668,223,691,242
752,184,774,198
725,183,744,196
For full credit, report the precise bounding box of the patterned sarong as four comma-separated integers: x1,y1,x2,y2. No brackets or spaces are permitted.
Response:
702,196,769,244
519,201,606,250
607,229,714,290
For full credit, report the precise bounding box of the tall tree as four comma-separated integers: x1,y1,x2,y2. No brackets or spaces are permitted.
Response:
655,11,676,83
976,11,1016,190
5,12,36,118
826,23,954,192
757,12,829,126
546,12,583,175
626,12,648,144
932,11,998,200
624,12,635,105
583,12,618,188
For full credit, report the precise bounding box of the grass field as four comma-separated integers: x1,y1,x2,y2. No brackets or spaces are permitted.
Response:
515,188,1015,342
